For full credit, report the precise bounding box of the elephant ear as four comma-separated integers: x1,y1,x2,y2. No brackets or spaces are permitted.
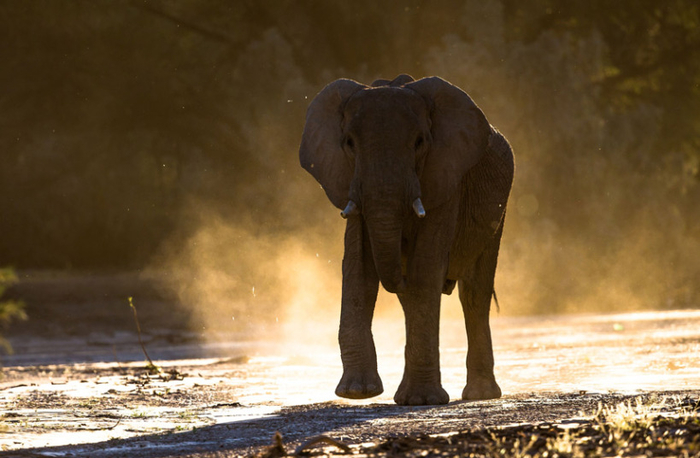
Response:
407,77,490,209
299,79,365,209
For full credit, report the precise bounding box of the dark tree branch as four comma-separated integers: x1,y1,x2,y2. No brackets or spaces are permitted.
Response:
129,1,234,44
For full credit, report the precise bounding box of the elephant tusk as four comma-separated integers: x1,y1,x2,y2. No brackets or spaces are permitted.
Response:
340,200,360,219
412,198,426,218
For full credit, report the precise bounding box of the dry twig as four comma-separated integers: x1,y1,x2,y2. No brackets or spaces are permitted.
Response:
294,435,351,455
127,297,159,373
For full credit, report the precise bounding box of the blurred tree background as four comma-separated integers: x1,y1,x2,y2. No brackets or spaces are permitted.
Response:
1,0,698,315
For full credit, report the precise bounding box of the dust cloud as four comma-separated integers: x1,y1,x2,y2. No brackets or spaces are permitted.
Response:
495,196,700,317
150,209,336,351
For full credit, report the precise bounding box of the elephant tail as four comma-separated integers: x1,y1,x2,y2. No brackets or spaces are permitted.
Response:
492,289,501,313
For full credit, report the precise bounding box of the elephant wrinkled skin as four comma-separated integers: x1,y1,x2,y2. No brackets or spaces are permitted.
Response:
299,75,514,405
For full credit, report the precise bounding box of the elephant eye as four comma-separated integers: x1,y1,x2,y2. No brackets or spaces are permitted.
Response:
414,135,424,150
344,136,355,149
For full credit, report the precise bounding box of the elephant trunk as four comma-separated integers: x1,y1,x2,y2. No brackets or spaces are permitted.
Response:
364,211,406,294
354,167,422,293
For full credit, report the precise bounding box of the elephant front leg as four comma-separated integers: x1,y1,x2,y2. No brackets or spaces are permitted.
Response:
394,289,449,405
336,218,383,399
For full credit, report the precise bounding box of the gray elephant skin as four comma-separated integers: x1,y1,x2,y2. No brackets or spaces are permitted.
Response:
299,74,514,405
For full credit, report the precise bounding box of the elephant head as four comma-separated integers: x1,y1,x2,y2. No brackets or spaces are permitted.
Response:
299,75,490,293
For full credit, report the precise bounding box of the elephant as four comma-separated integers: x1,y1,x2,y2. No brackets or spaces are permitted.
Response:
299,74,514,405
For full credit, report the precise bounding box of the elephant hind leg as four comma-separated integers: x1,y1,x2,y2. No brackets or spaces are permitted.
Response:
459,228,503,401
459,279,501,400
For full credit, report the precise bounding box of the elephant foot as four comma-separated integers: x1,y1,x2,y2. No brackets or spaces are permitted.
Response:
335,368,384,399
394,378,449,406
462,376,501,401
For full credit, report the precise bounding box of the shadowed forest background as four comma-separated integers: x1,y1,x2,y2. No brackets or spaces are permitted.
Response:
1,0,699,326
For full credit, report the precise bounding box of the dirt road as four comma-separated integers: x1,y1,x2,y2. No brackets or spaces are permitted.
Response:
1,307,699,456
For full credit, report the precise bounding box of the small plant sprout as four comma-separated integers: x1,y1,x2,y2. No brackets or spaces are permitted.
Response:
128,297,161,374
0,267,27,354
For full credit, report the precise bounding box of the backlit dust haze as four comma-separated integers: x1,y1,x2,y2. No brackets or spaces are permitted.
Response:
1,2,698,351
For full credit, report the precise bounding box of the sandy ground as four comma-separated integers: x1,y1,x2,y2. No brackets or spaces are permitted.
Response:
1,275,699,456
